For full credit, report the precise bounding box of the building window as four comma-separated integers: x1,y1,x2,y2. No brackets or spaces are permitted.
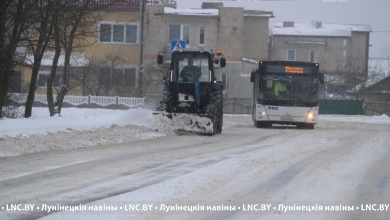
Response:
98,67,111,87
199,26,205,45
168,24,191,46
287,49,296,61
113,25,124,42
169,24,180,42
100,24,111,42
98,67,136,87
183,25,190,45
37,71,61,88
309,50,315,62
112,69,124,86
99,22,138,44
124,69,136,87
126,25,138,43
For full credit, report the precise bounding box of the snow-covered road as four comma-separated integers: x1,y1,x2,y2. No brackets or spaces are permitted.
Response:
1,113,390,220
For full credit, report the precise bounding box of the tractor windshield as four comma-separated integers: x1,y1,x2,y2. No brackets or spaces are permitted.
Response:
173,54,211,82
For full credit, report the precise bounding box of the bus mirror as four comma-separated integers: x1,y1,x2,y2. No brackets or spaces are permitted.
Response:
319,72,324,84
220,58,226,67
157,55,164,65
250,70,255,82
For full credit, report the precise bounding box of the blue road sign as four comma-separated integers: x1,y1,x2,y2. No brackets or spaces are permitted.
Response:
170,40,186,53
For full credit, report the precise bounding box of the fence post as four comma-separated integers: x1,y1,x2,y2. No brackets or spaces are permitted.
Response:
233,97,236,114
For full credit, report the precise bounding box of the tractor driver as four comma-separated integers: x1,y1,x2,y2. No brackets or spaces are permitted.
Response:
180,58,201,82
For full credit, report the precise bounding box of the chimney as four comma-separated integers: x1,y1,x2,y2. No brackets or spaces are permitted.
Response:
311,20,322,28
202,2,223,9
283,21,295,28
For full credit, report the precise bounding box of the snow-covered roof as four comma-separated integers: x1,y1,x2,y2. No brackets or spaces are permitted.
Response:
272,21,372,37
242,57,258,64
164,7,219,16
244,10,274,18
25,52,89,67
164,7,273,17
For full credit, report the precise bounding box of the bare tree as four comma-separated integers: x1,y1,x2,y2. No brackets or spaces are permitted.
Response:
46,0,61,116
47,0,127,115
52,0,94,115
24,0,57,118
46,0,102,115
0,0,31,118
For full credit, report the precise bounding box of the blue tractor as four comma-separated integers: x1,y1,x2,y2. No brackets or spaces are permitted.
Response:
155,48,226,135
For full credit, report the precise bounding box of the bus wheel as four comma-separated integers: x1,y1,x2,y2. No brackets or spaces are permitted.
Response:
297,123,314,129
255,121,266,128
306,124,314,129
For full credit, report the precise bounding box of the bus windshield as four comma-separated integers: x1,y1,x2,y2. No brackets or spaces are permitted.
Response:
256,73,320,107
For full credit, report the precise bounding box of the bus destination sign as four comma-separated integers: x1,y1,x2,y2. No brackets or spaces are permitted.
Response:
285,66,304,74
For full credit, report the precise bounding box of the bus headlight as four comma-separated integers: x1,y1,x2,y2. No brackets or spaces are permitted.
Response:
307,112,315,119
259,111,266,119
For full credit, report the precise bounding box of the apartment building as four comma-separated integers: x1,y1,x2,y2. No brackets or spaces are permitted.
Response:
269,21,371,98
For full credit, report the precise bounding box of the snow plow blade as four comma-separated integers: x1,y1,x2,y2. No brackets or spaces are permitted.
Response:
152,112,215,135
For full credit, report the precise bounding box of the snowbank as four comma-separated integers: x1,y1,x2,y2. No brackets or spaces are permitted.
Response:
0,108,165,158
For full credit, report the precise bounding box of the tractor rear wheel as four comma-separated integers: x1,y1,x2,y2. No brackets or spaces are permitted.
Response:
205,90,223,135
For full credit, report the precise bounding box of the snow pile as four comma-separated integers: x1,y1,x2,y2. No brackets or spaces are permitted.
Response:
0,107,155,137
151,113,214,135
0,108,168,158
0,124,164,158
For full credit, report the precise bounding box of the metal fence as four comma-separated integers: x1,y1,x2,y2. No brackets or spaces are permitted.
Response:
145,94,252,114
223,97,252,114
9,93,145,110
364,102,390,116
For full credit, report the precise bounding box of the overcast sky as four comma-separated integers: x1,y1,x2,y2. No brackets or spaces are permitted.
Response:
175,0,390,59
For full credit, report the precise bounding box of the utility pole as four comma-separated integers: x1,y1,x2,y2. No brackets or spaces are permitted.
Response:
138,0,144,97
